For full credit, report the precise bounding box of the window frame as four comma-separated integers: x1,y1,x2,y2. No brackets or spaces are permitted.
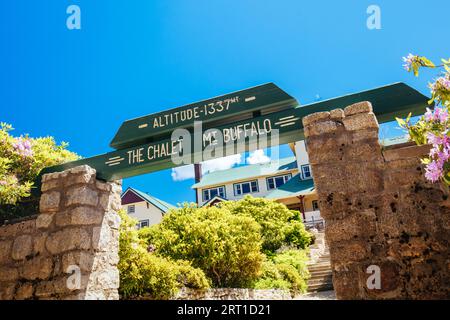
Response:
127,204,135,214
233,180,259,196
138,219,149,229
202,186,226,202
312,200,319,211
266,173,292,190
301,164,312,180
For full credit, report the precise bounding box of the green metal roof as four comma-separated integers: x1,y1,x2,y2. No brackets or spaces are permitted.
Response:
265,174,315,200
123,187,176,212
191,157,298,189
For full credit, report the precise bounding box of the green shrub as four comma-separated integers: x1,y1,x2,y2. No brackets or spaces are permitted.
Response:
283,220,313,249
252,250,310,294
275,263,307,294
220,196,312,253
0,123,79,223
0,123,78,205
253,277,291,290
273,249,310,280
118,210,209,299
253,260,290,290
146,205,264,287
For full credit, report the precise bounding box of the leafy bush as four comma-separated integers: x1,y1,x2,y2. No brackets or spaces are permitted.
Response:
284,220,313,249
275,263,306,293
118,210,209,299
220,196,312,253
252,250,310,294
129,198,312,296
253,260,291,290
0,122,79,223
397,55,450,185
144,204,264,287
273,250,310,282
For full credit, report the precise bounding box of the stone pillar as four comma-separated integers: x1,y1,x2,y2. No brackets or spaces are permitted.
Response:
303,102,450,299
0,165,122,300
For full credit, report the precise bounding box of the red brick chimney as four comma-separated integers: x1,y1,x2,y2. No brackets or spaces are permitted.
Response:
194,163,202,183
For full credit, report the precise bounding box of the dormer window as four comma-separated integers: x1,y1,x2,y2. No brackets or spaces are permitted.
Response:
203,186,225,202
301,164,312,180
234,180,258,196
266,174,292,190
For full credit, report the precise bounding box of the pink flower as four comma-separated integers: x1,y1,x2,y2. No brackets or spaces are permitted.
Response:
0,180,7,186
438,149,450,163
424,108,434,121
436,108,448,123
435,77,450,90
425,160,443,182
427,132,441,146
424,107,448,124
12,138,33,157
431,76,450,95
402,53,415,71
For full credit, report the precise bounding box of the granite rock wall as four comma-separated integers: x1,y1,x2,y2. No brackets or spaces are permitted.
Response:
0,165,121,300
303,102,450,299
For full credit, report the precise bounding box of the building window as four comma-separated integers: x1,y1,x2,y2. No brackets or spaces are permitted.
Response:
127,205,135,214
301,165,312,180
203,186,225,202
266,174,292,190
234,180,258,196
312,200,319,211
137,220,149,229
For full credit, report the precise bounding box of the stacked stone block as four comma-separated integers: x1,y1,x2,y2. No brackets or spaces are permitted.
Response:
0,165,121,300
303,102,450,299
172,288,292,300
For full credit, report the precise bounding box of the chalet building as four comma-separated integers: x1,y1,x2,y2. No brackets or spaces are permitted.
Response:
121,187,175,229
192,140,322,228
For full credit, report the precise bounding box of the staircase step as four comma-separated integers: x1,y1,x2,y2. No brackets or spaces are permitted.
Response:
308,278,332,285
308,262,330,265
306,236,333,292
309,270,333,278
308,280,333,285
308,265,331,272
308,283,334,292
308,274,333,281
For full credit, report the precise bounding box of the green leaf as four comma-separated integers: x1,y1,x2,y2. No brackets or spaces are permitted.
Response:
396,117,406,127
420,56,435,68
406,112,412,123
413,64,420,77
443,174,450,186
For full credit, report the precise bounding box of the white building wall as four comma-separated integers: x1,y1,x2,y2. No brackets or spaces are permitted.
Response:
304,210,321,222
123,201,164,226
294,140,310,167
197,169,299,206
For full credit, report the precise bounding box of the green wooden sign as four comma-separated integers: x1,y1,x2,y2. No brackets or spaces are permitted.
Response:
110,83,298,150
39,107,306,182
36,82,430,191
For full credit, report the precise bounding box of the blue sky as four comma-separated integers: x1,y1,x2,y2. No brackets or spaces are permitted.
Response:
1,0,449,205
